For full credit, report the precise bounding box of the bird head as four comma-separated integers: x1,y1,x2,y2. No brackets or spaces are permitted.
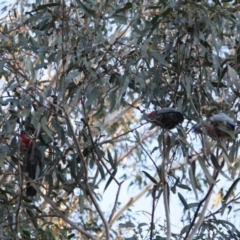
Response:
147,111,156,119
20,131,33,151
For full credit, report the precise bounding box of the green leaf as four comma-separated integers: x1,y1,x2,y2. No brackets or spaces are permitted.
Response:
29,3,60,12
187,202,199,209
0,152,5,168
109,89,117,111
135,130,141,141
189,162,198,199
115,3,132,13
41,116,53,140
210,153,230,180
107,150,115,169
104,169,117,192
24,57,35,79
19,107,31,118
177,183,191,191
178,192,188,210
79,194,84,214
149,49,169,66
56,170,66,183
75,0,96,17
119,221,135,228
223,178,240,202
0,59,5,71
108,14,128,24
137,222,148,228
142,171,158,184
31,107,45,130
198,156,215,184
97,162,105,179
26,209,38,229
228,65,238,80
70,157,77,180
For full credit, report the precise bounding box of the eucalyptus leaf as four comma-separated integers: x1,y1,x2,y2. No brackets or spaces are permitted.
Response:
198,156,215,184
223,178,240,202
178,192,188,210
142,171,158,184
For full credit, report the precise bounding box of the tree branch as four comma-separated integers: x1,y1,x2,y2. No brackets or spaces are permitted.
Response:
36,188,99,240
162,130,171,240
109,183,153,227
184,168,220,240
150,185,157,240
63,107,110,240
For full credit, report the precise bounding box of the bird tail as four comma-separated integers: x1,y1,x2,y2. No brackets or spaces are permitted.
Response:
25,147,42,197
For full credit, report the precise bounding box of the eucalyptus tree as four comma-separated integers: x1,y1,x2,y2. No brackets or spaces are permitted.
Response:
0,0,239,239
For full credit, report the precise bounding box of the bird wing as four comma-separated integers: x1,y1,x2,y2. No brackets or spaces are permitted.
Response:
210,113,235,130
25,147,42,180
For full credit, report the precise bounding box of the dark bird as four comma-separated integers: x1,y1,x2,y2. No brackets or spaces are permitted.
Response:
146,108,184,130
192,113,235,140
20,131,42,196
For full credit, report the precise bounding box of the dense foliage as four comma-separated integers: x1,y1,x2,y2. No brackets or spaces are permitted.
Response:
0,0,239,239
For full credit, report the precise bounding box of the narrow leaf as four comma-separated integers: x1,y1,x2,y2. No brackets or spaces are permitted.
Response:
228,65,238,80
33,3,60,11
104,169,117,192
79,194,84,214
142,171,158,184
56,170,66,183
177,183,191,191
70,157,77,180
135,130,140,141
115,3,132,13
210,153,230,180
26,209,38,229
97,162,105,179
75,0,96,17
198,157,215,184
223,177,240,202
178,192,188,210
107,150,115,169
187,202,199,209
0,152,5,167
119,221,135,228
189,163,198,200
41,116,53,140
149,49,169,66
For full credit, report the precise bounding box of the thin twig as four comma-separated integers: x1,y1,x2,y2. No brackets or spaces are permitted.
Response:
108,181,123,224
162,129,171,240
35,187,98,240
184,164,221,240
95,20,133,71
63,107,110,240
150,185,157,240
109,184,153,227
117,130,157,163
97,122,148,147
205,194,240,219
15,133,24,239
137,139,159,170
3,214,58,228
185,180,215,240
